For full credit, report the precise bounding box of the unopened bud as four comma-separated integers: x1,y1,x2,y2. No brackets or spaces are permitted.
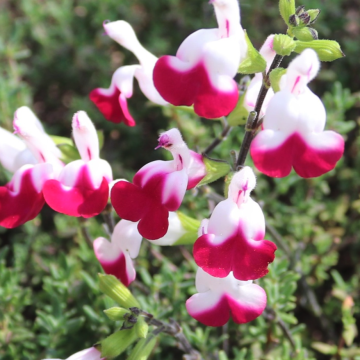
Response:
288,14,299,27
307,9,321,24
293,27,318,41
295,5,305,15
299,12,311,25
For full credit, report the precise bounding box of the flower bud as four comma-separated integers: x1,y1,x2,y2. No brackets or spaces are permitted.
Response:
295,5,305,15
288,14,299,27
307,9,321,24
299,12,311,25
293,27,318,41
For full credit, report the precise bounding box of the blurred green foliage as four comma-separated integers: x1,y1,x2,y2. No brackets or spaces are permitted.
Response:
1,0,360,359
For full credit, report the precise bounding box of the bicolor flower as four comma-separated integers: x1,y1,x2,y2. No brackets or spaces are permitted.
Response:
43,346,105,360
186,268,267,327
94,219,142,286
244,35,276,116
0,107,63,228
43,111,113,217
193,167,277,280
111,128,206,240
250,49,345,178
89,20,167,126
153,0,247,119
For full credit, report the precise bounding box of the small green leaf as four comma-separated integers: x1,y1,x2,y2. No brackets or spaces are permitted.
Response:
97,130,104,150
294,40,345,61
269,68,287,93
293,27,318,41
57,143,80,163
173,231,198,246
177,211,201,232
227,91,249,126
279,0,295,25
273,34,296,56
311,342,338,355
100,328,138,359
104,307,130,321
197,156,231,187
127,335,157,360
98,274,139,308
50,135,74,146
238,31,267,74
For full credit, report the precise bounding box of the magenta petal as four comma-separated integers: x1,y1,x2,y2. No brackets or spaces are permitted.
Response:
186,295,230,327
111,181,169,240
98,252,134,286
227,291,266,324
0,169,45,228
43,168,109,218
89,87,136,126
193,231,277,281
251,132,344,178
153,56,238,119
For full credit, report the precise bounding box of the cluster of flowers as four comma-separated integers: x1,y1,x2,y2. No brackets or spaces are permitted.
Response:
0,2,345,358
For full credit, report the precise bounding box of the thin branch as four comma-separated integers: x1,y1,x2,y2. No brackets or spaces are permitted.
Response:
102,203,115,235
236,54,284,167
203,123,233,155
79,218,93,247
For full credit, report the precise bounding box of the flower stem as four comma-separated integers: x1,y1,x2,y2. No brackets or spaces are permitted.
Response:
236,54,284,167
203,118,232,155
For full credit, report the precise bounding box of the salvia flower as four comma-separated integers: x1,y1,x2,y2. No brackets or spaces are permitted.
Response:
94,219,142,286
193,167,277,280
153,0,247,119
111,128,205,240
89,20,167,126
0,107,63,228
43,111,113,217
244,35,276,116
250,48,345,178
186,268,267,327
43,346,105,360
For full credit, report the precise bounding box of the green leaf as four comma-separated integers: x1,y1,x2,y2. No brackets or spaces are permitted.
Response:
238,31,267,74
294,40,345,61
127,335,157,360
104,307,130,321
197,156,231,187
279,0,295,25
100,328,138,359
273,34,296,56
293,27,318,41
311,342,338,355
135,317,149,339
57,143,80,163
173,231,198,246
98,274,139,308
307,9,321,24
97,130,104,150
177,211,201,232
227,91,249,126
269,67,287,93
49,135,74,146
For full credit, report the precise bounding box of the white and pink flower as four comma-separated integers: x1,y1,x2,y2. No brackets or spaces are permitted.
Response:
111,128,206,240
193,167,276,280
43,346,104,360
43,111,113,217
153,0,247,119
186,268,267,327
250,49,345,178
244,34,276,116
93,219,142,286
0,107,63,228
89,20,167,126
